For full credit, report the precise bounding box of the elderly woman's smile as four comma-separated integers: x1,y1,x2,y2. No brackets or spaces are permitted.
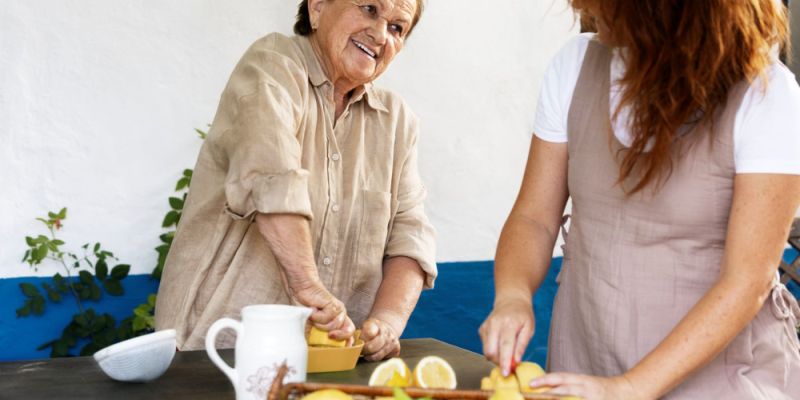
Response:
308,0,416,95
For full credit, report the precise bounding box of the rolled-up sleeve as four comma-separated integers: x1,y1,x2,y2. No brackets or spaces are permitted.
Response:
216,49,313,221
385,118,438,288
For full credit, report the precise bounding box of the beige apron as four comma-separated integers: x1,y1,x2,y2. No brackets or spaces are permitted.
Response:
548,39,800,398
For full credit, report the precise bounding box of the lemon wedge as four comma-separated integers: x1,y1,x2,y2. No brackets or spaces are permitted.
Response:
368,358,412,387
307,326,346,348
412,355,457,389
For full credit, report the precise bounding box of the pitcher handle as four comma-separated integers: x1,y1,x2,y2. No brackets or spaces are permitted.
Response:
206,318,243,389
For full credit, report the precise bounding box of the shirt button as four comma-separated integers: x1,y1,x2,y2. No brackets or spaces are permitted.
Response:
331,153,341,161
331,204,340,212
322,257,332,266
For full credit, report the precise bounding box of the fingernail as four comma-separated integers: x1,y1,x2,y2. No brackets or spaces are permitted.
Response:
502,368,509,376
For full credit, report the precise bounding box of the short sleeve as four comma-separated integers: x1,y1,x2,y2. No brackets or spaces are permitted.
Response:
384,116,438,288
212,38,314,221
734,63,800,175
532,33,592,143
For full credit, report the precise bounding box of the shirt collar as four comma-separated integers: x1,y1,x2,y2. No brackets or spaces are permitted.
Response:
294,35,388,113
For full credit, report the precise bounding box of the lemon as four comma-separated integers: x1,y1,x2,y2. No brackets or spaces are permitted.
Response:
368,358,412,387
412,355,457,389
307,326,346,348
514,362,551,394
301,389,352,400
488,388,524,400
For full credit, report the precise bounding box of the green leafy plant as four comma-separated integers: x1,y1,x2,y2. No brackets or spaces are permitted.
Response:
18,208,134,356
17,128,207,355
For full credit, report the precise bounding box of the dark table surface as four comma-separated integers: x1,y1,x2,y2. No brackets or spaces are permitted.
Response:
0,338,494,399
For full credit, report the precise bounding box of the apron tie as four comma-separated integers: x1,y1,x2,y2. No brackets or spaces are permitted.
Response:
559,214,571,254
770,275,800,352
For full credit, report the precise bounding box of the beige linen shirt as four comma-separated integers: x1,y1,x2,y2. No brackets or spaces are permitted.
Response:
154,33,437,350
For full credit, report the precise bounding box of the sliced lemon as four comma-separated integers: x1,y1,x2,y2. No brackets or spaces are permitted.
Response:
301,389,352,400
307,326,346,348
368,358,412,387
412,355,457,389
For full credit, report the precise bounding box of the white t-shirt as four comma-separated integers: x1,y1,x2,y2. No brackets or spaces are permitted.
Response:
533,33,800,174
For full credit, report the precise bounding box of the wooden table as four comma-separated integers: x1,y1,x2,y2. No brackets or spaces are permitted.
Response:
0,338,494,399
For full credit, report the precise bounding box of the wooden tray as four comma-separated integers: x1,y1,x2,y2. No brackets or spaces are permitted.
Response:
267,364,579,400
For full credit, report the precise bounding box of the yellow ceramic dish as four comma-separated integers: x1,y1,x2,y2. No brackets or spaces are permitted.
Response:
307,331,364,373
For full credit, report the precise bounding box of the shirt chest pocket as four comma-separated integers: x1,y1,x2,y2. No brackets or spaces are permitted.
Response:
350,190,392,293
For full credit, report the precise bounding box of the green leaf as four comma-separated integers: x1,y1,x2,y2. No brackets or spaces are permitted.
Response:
162,211,179,228
80,343,100,357
148,294,157,306
94,243,100,253
16,304,31,318
20,283,40,297
34,245,48,261
89,283,102,301
22,249,30,263
31,297,45,315
74,313,89,327
169,197,184,210
159,232,174,244
103,279,123,296
393,388,413,400
25,236,36,246
79,270,93,285
52,239,65,246
194,128,207,139
133,307,151,318
53,273,69,293
111,264,130,280
90,317,106,333
183,169,193,178
47,289,62,302
175,177,190,191
132,317,147,332
48,211,57,219
52,340,69,357
57,207,67,219
95,259,108,280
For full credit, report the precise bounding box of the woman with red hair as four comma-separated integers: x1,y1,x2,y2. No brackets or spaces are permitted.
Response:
480,1,800,398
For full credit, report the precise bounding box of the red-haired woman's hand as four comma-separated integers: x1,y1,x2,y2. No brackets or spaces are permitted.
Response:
478,295,535,377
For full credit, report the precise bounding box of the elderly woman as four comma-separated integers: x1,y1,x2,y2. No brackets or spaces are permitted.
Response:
155,0,435,362
480,1,800,399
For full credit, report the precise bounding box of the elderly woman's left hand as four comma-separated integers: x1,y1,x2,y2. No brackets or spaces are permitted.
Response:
361,317,401,361
528,373,641,400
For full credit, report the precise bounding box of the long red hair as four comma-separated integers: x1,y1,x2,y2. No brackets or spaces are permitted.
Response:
572,0,790,194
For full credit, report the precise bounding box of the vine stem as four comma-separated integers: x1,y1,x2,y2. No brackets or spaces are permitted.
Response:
58,258,85,314
46,226,85,315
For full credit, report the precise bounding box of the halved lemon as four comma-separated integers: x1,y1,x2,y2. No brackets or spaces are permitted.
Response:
412,355,457,389
368,358,412,387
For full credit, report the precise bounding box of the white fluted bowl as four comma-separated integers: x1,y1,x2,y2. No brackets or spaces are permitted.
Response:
93,329,176,382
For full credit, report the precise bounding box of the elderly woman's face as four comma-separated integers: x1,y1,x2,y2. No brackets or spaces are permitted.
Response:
309,0,416,89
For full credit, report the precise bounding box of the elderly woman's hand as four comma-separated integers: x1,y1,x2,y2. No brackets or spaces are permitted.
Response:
361,317,401,361
293,280,355,341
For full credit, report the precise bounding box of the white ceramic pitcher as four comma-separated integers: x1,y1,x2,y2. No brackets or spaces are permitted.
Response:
206,304,313,400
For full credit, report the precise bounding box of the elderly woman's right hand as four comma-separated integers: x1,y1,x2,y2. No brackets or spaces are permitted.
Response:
479,295,535,376
293,280,355,341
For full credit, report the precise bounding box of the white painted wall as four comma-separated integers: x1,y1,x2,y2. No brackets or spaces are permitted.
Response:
0,1,578,278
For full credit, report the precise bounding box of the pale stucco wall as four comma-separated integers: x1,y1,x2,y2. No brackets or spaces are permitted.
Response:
0,1,578,278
